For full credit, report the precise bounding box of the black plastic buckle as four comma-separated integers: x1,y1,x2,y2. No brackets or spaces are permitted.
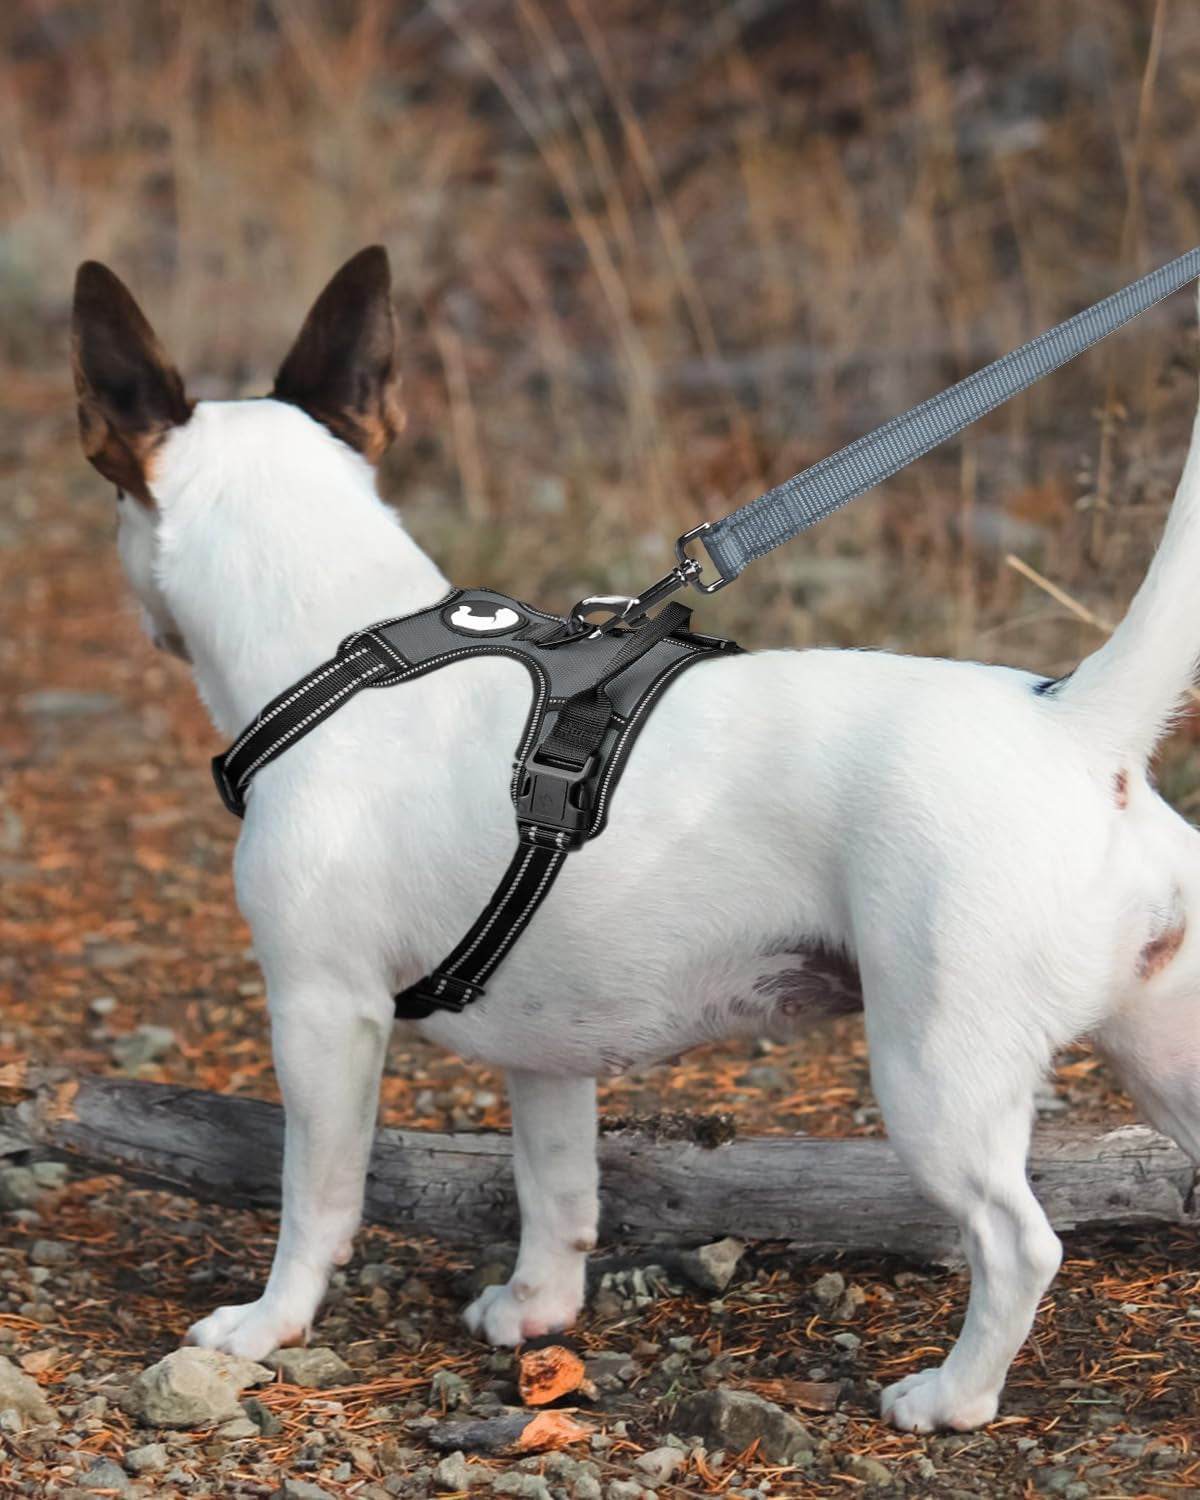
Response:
515,751,598,850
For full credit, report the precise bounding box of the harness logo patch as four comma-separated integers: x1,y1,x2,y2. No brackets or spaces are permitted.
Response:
444,600,524,635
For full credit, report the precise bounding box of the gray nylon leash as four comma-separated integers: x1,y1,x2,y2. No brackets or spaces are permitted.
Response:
564,246,1200,638
703,247,1200,582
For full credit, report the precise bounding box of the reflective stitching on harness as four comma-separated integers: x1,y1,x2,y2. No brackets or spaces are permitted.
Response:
474,848,568,981
235,658,391,790
365,632,408,672
591,652,703,827
442,844,541,975
368,643,551,802
226,645,379,762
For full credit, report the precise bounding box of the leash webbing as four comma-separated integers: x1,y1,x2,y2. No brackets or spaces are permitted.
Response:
701,247,1200,584
562,247,1200,638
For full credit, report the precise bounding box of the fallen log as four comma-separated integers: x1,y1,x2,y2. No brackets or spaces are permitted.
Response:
2,1069,1197,1258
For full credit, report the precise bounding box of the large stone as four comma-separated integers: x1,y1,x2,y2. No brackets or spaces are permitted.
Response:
0,1355,58,1429
675,1388,813,1464
123,1347,273,1428
677,1238,745,1294
267,1346,352,1389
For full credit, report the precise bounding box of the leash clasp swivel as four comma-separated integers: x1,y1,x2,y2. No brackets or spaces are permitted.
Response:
561,523,731,641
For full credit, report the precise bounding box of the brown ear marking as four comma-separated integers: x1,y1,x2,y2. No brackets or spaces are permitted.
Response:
272,245,404,464
71,262,191,506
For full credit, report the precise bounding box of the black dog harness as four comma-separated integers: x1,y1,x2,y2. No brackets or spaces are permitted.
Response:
213,589,738,1018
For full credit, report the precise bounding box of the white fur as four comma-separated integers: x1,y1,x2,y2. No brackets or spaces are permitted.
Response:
122,387,1200,1433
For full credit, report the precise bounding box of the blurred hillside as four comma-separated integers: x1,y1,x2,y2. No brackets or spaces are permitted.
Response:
4,0,1200,701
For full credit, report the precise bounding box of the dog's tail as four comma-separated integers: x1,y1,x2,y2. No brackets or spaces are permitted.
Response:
1048,320,1200,764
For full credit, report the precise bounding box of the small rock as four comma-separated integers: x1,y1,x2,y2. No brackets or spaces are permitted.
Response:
677,1238,746,1294
242,1395,284,1435
216,1415,260,1438
835,1284,867,1322
124,1443,169,1474
31,1161,69,1190
1040,1469,1079,1496
430,1409,591,1457
574,1478,602,1500
1108,1434,1145,1459
275,1481,336,1500
434,1449,476,1490
123,1347,273,1428
84,1458,130,1491
846,1454,892,1487
491,1475,553,1498
0,1166,40,1211
635,1447,683,1484
29,1239,70,1266
268,1346,352,1388
812,1272,845,1310
111,1024,176,1071
0,1354,58,1429
1063,1485,1089,1500
20,689,118,717
604,1483,643,1500
584,1351,638,1391
832,1332,861,1353
431,1369,473,1411
675,1389,813,1464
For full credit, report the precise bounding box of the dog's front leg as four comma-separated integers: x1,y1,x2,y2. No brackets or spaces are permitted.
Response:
186,985,391,1360
465,1071,598,1345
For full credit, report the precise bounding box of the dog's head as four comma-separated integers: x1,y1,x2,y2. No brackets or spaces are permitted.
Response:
71,247,404,660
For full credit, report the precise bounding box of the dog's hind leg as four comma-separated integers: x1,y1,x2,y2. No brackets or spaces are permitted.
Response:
186,982,393,1360
868,993,1062,1432
464,1071,598,1345
1094,969,1200,1162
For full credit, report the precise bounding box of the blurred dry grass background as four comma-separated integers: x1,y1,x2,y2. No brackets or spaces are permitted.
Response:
5,0,1200,781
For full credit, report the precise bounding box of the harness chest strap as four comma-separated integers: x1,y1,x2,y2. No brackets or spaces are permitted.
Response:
213,590,739,1018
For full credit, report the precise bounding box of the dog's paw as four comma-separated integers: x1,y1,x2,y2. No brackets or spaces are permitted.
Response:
881,1367,999,1433
463,1278,583,1347
185,1299,308,1362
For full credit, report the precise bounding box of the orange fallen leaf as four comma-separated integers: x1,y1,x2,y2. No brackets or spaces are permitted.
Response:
518,1410,592,1452
519,1345,588,1407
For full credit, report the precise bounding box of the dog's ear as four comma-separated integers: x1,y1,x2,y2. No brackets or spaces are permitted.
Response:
72,262,191,506
272,245,404,464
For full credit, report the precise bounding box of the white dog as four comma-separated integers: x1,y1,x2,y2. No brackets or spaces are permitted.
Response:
71,247,1200,1433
